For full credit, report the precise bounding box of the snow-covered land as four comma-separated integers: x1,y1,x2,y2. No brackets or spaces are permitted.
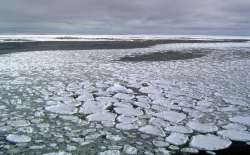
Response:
0,36,250,154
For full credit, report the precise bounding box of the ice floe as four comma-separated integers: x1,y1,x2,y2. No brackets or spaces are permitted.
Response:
153,111,186,123
6,134,31,143
187,121,218,133
138,125,166,137
45,103,77,115
87,112,117,122
165,133,189,146
217,130,250,142
190,135,232,150
229,116,250,126
165,125,193,134
123,145,138,154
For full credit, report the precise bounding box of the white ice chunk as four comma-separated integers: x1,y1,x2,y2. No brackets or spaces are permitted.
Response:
6,134,31,143
139,125,166,137
113,93,134,100
153,111,186,123
166,132,188,146
222,123,247,131
116,123,138,130
190,135,231,151
187,121,218,133
80,101,111,114
99,150,120,155
165,125,193,134
45,103,77,115
114,107,143,116
8,120,30,127
87,112,116,122
107,83,132,94
123,145,138,155
229,116,250,126
217,130,250,142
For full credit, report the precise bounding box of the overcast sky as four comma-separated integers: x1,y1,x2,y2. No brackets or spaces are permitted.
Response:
0,0,250,35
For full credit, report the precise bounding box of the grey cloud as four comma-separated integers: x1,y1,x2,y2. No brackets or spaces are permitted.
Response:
0,0,249,35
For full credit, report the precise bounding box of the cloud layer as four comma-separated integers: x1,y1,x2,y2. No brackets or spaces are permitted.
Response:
1,0,250,35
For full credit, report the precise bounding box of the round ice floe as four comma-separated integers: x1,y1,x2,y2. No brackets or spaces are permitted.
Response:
217,130,250,142
222,123,247,131
165,125,193,134
87,112,116,122
80,101,111,114
166,132,189,146
229,116,250,126
123,145,138,155
187,121,218,133
8,120,30,127
153,111,186,123
223,97,248,106
6,134,31,143
99,150,120,155
114,107,143,116
138,125,166,137
190,135,232,151
107,83,132,94
113,93,134,100
116,123,138,130
45,103,77,115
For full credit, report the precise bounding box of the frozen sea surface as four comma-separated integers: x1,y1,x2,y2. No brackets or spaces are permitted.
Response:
0,40,250,154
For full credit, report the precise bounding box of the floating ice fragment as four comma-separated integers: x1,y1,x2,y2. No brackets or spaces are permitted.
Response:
116,123,138,130
123,145,138,154
153,111,186,123
87,112,116,122
181,147,199,154
114,107,143,116
113,93,134,100
139,125,166,137
222,123,247,131
8,120,30,127
80,101,111,114
43,151,72,155
217,130,250,142
99,150,120,155
229,116,250,126
6,134,31,143
165,125,193,134
45,103,77,114
166,132,188,146
107,83,132,94
187,121,218,133
190,135,231,151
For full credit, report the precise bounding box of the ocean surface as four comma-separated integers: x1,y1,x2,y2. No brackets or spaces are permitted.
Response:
0,35,250,155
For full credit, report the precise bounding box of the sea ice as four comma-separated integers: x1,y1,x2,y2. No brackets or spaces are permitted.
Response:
114,107,143,116
87,112,117,122
123,145,138,154
217,130,250,142
107,83,132,94
222,123,247,131
8,120,30,127
99,150,120,155
229,116,250,126
187,121,218,133
138,125,166,137
153,111,186,123
45,103,77,115
6,134,31,143
165,132,189,146
190,135,232,151
165,125,193,134
80,101,111,114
